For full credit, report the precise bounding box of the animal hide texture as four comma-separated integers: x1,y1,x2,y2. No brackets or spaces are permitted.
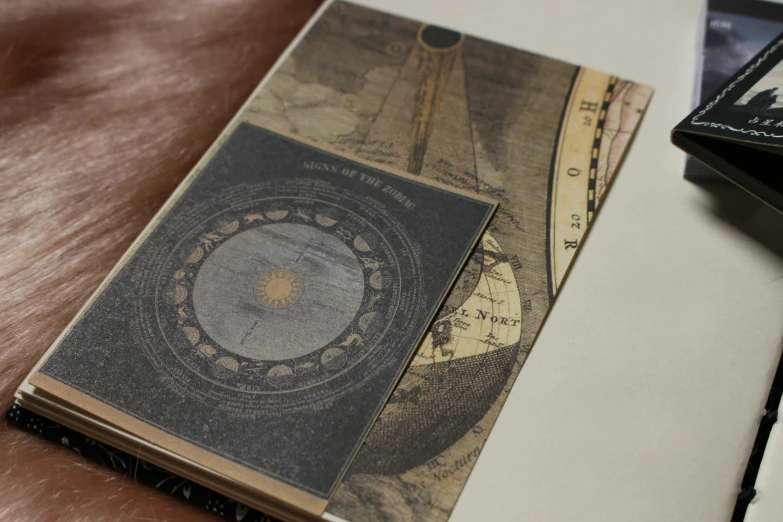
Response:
0,0,321,520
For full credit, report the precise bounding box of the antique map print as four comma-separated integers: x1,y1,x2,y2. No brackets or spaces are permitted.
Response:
244,2,652,521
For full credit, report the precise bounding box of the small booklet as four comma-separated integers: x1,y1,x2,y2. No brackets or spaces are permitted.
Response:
685,0,783,180
14,1,652,521
17,121,496,520
673,31,783,214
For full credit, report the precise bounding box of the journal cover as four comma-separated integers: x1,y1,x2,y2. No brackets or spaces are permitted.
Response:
673,31,783,214
24,122,496,517
686,0,783,180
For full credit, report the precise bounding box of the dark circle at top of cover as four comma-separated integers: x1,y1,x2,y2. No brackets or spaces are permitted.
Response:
418,25,463,50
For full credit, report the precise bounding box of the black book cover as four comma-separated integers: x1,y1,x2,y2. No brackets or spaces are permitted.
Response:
686,0,783,180
673,30,783,213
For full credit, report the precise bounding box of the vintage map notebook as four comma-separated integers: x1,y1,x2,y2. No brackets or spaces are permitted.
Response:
15,1,652,521
673,31,783,214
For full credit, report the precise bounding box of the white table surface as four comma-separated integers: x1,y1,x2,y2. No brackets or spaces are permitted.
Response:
349,0,783,520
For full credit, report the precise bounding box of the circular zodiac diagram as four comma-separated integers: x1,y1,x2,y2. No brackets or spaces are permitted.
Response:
145,182,422,414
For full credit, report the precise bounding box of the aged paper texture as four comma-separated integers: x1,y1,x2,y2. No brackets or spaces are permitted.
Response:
245,2,652,520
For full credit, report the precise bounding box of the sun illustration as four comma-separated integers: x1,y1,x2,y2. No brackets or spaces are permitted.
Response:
255,269,304,310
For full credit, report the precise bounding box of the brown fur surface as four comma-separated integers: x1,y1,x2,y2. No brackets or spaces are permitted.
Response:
0,1,321,520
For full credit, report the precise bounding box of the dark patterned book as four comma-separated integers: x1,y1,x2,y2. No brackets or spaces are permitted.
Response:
686,0,783,180
6,404,278,522
673,31,783,214
685,0,783,181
